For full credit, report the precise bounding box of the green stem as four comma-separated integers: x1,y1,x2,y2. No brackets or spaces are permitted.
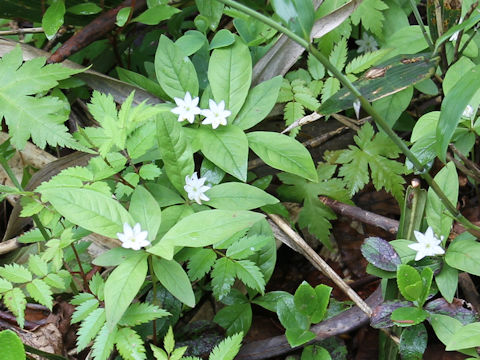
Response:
148,255,158,346
0,155,50,241
408,0,435,52
216,0,480,236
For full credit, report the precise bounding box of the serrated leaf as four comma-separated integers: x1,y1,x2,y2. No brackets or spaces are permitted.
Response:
76,307,106,352
329,37,348,71
151,344,168,360
0,278,13,293
20,197,44,217
27,255,48,277
284,101,304,137
351,0,388,36
164,326,175,354
345,49,389,74
26,279,53,310
187,248,217,281
0,46,83,150
212,257,236,300
321,77,340,102
226,234,271,259
91,323,117,360
247,131,317,182
209,332,243,360
139,164,161,180
104,252,148,329
71,298,100,324
214,303,252,336
119,302,170,327
298,196,336,248
4,288,26,328
156,112,194,194
0,264,32,283
234,260,265,294
115,328,146,360
71,292,96,305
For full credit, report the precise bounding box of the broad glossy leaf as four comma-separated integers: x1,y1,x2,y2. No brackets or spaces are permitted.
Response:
435,264,458,303
233,76,283,130
285,328,316,347
430,314,478,356
156,112,194,194
40,187,133,238
445,236,480,276
399,324,427,360
198,126,248,182
391,307,428,327
42,0,65,40
155,35,198,98
206,182,278,210
446,323,480,350
397,265,422,302
311,284,331,323
208,37,252,119
104,252,148,329
247,131,317,182
436,64,480,161
361,237,401,271
148,210,264,260
130,186,161,241
294,281,317,316
214,303,252,336
152,257,195,307
0,330,25,360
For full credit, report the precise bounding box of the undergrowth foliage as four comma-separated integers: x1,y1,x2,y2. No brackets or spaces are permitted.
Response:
1,0,480,359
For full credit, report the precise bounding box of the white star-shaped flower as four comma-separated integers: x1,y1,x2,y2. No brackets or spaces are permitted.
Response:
117,223,150,250
171,92,201,124
355,33,378,53
184,172,210,204
408,226,445,261
463,104,475,119
201,99,231,129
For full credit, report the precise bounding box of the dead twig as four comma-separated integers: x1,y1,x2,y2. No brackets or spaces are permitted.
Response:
319,196,399,234
0,28,45,36
0,237,21,255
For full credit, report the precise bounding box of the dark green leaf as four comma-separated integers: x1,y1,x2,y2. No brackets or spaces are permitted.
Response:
214,303,252,336
399,324,427,360
361,237,401,271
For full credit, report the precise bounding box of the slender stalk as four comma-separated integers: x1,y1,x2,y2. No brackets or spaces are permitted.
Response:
0,155,50,241
408,0,434,51
216,0,480,236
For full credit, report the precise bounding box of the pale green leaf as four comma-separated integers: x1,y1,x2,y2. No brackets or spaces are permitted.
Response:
0,329,25,360
206,182,278,210
115,328,146,360
119,302,170,327
76,307,106,352
26,279,53,310
91,323,117,360
4,288,26,328
209,332,243,360
0,264,32,283
71,298,100,324
152,258,195,307
27,255,48,277
130,185,162,241
234,260,265,294
211,257,236,300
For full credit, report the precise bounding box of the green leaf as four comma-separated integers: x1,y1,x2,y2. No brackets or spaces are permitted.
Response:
210,29,236,50
0,46,82,150
198,126,248,182
0,264,32,283
0,330,25,360
372,86,414,127
67,2,102,15
0,278,13,293
294,281,317,316
76,307,106,352
72,298,99,324
156,112,194,194
271,0,314,40
298,196,336,248
42,0,65,40
285,328,316,347
277,297,310,330
445,236,480,276
132,5,179,25
40,187,134,238
187,248,217,281
149,210,264,260
247,131,317,182
301,345,331,360
397,264,422,302
253,291,292,312
4,288,26,328
311,284,332,323
226,234,271,260
208,37,252,119
26,279,53,310
329,37,348,71
233,76,283,130
437,64,480,161
391,307,428,327
130,186,161,241
429,314,478,356
152,258,195,307
92,323,117,360
207,182,278,210
211,257,236,300
209,332,244,360
27,255,48,277
119,302,169,327
116,7,131,26
115,328,146,360
350,0,388,36
214,303,252,336
446,322,480,350
139,164,161,180
155,35,199,98
399,324,427,360
234,260,265,294
117,67,170,101
196,0,224,31
345,49,389,74
104,252,148,329
426,162,458,238
71,292,96,305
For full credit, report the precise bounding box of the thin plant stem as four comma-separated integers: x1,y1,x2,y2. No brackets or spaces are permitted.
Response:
216,0,480,236
70,243,89,291
0,155,50,241
408,0,434,51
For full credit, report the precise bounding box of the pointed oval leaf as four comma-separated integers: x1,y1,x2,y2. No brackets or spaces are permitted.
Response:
152,258,195,307
130,185,161,241
361,237,401,271
206,182,278,210
247,131,317,182
0,330,25,360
